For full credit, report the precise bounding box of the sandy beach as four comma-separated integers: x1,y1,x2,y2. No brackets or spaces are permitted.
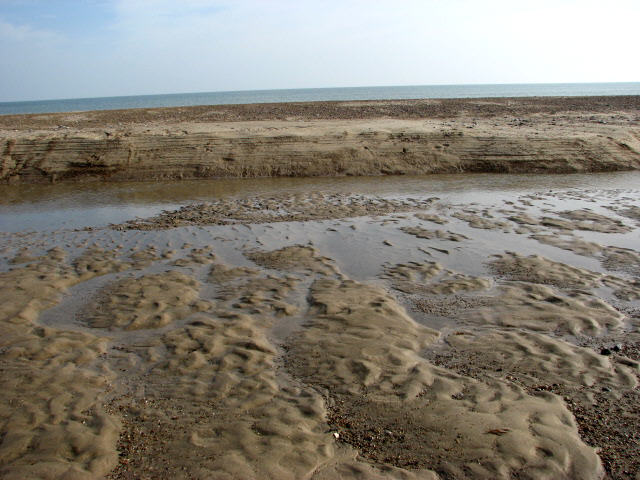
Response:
1,98,640,479
1,96,639,184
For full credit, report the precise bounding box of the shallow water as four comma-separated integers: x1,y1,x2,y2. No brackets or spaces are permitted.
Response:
2,171,639,232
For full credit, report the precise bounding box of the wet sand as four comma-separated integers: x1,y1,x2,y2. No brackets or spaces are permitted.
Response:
1,173,640,479
2,96,640,183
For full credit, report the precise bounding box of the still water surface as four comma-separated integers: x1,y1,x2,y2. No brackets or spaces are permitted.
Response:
1,172,638,232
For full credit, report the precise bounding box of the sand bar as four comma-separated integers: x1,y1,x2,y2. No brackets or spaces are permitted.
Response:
1,96,639,183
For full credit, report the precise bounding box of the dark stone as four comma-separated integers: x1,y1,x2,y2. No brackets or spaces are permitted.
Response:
600,348,612,356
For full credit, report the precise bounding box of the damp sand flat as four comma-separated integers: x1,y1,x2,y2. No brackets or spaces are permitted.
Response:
1,173,640,479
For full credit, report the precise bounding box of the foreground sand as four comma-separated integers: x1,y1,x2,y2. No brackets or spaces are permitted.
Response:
1,96,639,183
1,177,639,479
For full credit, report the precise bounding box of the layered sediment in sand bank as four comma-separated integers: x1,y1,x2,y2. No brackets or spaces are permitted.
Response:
1,96,640,183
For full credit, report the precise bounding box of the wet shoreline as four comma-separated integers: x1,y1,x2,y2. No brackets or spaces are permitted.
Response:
1,172,640,478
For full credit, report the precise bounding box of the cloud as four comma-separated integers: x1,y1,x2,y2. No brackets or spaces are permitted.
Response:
103,0,458,92
0,18,72,101
1,0,639,101
0,17,62,44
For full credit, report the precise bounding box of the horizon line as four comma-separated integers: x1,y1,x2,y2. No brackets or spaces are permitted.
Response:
2,81,640,105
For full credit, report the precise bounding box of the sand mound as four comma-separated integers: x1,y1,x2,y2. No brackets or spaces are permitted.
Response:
383,261,443,283
246,245,340,276
489,253,602,289
507,213,540,226
614,205,640,223
85,271,210,330
73,246,130,277
530,234,603,257
170,246,217,266
384,262,491,296
441,329,637,393
489,252,640,303
115,193,438,230
431,329,640,479
529,235,640,278
452,211,509,230
209,262,259,283
8,247,39,265
217,274,299,317
469,282,623,335
601,247,640,277
401,226,468,242
109,306,339,479
128,245,164,268
106,253,346,479
0,251,122,479
540,209,631,233
286,278,603,479
415,213,448,224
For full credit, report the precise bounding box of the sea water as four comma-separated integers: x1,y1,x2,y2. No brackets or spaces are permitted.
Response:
1,82,639,116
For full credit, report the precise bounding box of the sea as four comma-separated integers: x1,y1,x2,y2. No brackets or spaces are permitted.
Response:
1,82,639,116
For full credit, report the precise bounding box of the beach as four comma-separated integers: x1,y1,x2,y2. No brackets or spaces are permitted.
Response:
2,96,639,184
1,97,640,479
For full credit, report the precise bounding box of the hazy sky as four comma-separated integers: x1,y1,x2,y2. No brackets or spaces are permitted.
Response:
1,0,638,102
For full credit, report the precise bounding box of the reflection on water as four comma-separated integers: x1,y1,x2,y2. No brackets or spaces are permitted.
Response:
1,171,639,232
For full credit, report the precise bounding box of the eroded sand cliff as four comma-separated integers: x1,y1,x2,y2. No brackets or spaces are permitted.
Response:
2,96,639,183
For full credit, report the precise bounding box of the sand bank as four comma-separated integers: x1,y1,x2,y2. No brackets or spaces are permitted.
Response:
1,96,639,184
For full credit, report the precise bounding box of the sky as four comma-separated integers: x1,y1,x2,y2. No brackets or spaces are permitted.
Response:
0,0,639,102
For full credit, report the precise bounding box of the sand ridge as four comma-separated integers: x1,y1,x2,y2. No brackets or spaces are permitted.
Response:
114,193,439,230
2,97,640,184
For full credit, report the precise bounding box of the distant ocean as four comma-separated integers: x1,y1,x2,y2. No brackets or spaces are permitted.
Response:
1,82,639,116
